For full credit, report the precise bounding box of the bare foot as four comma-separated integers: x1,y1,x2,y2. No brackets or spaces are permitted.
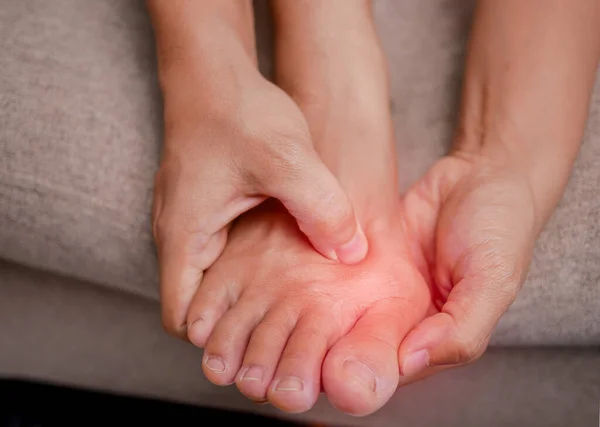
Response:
186,198,431,415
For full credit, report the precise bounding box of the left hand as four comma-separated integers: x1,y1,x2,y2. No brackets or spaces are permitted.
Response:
397,149,540,381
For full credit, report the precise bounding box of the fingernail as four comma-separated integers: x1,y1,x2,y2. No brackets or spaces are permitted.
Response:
401,350,429,377
274,376,303,392
204,355,226,373
335,225,368,265
187,317,207,346
343,359,377,392
240,366,264,382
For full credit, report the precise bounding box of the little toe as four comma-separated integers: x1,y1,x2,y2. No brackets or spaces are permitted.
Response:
322,299,418,416
202,296,268,386
186,271,236,348
267,312,342,413
235,307,298,402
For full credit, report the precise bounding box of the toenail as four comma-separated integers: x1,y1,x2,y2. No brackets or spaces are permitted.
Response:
342,359,377,392
240,366,264,382
274,376,304,392
204,355,226,373
401,349,429,377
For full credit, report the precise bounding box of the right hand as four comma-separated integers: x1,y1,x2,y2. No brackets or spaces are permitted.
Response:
152,66,368,337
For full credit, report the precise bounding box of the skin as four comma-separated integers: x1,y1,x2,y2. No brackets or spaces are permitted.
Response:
149,0,600,417
147,0,369,337
398,0,600,385
188,3,417,414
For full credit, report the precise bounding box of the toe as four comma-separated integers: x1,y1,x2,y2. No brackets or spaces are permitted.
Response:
186,267,238,348
322,299,420,416
267,312,342,413
235,307,297,402
202,296,268,386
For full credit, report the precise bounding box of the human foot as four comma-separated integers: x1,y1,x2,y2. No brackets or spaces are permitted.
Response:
186,199,431,415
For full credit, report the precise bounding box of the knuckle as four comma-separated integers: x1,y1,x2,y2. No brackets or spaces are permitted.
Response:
311,193,355,238
179,200,209,236
454,335,487,364
280,348,308,364
151,171,166,242
153,199,206,245
504,285,519,307
245,128,311,184
362,330,398,353
161,309,185,338
152,179,218,242
152,212,168,245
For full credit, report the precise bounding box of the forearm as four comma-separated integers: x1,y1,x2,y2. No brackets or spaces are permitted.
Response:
147,0,258,121
457,0,600,221
271,0,395,202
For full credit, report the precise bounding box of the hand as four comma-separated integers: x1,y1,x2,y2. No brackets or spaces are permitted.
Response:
152,66,367,337
397,150,539,380
394,0,600,382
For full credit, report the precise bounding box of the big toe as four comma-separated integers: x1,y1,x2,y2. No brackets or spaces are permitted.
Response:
322,300,420,416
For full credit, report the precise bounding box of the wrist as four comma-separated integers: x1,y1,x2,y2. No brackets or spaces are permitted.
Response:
147,0,256,62
453,131,563,233
148,0,258,107
452,0,600,229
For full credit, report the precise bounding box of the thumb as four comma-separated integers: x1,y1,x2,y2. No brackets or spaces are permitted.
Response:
398,274,518,377
262,147,368,265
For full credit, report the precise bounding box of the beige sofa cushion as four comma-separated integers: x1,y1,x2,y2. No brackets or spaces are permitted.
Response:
0,0,598,345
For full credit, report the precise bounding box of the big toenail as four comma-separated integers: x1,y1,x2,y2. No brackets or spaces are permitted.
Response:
274,376,304,392
204,356,226,373
240,366,264,382
343,359,377,392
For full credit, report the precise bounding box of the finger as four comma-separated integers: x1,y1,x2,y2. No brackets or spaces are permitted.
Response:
397,342,493,389
152,164,263,338
397,364,450,388
398,274,516,377
156,225,227,339
259,147,368,265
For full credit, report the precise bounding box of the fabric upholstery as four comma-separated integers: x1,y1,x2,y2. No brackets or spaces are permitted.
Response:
0,0,598,347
